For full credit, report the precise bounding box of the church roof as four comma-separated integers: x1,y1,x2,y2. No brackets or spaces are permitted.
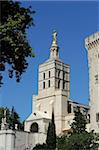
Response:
68,99,89,109
26,111,50,121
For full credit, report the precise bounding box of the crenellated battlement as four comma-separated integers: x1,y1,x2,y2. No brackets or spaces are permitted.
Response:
85,31,99,50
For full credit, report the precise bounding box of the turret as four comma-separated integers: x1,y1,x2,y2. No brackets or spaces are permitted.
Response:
85,31,99,133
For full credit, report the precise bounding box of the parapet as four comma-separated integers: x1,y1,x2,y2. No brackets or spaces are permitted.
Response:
85,31,99,50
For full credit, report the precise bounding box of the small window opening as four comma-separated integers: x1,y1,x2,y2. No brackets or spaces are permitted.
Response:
96,113,99,122
63,72,65,80
49,71,51,78
63,81,65,89
33,113,36,116
48,80,50,87
67,102,71,113
95,74,98,82
43,73,45,79
43,82,45,89
58,71,60,78
88,114,90,123
58,80,60,88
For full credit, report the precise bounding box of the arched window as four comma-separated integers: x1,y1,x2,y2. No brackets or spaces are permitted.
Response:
30,122,39,133
58,80,60,89
58,70,60,78
63,81,65,89
49,71,51,78
43,73,45,79
48,80,50,87
43,82,45,89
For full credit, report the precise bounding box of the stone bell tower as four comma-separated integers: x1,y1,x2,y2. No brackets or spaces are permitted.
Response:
30,31,70,135
85,31,99,133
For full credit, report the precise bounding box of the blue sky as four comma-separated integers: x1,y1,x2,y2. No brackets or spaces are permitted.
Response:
0,1,99,121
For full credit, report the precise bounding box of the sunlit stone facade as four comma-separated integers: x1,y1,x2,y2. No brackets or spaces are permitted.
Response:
25,31,90,136
0,31,99,150
85,31,99,133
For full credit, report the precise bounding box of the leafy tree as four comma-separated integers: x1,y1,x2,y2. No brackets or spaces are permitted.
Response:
0,107,5,129
33,143,47,150
71,108,87,133
0,0,35,86
18,120,24,131
64,132,99,150
57,109,99,150
0,106,23,130
57,135,68,150
9,106,20,130
46,111,56,150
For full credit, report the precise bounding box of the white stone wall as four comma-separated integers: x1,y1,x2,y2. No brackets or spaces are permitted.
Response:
15,131,29,149
0,130,15,150
85,31,99,133
15,131,46,149
54,90,68,135
0,130,46,150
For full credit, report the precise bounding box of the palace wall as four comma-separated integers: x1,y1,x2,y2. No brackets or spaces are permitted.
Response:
0,130,46,150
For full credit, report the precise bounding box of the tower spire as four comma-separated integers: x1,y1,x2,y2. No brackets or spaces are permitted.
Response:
50,31,59,59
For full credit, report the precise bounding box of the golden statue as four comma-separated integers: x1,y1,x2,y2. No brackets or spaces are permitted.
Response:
53,31,57,43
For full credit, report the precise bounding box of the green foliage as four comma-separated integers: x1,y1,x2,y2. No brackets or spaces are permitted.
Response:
69,132,99,150
0,107,5,129
57,132,99,150
71,108,87,133
46,111,56,150
57,135,68,150
0,0,35,86
33,143,47,150
57,109,99,150
0,106,24,130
